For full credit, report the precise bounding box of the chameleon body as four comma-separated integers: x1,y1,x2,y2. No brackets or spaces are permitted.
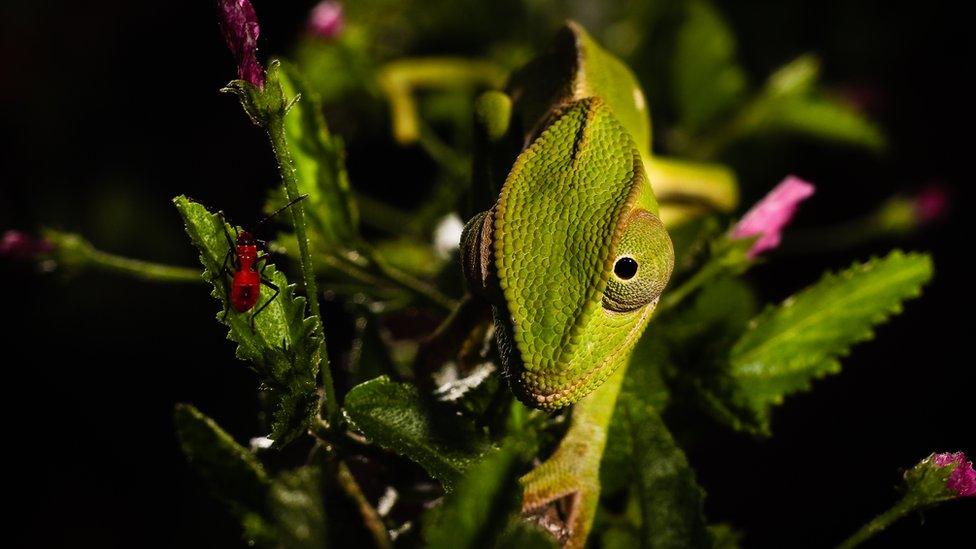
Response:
461,22,675,547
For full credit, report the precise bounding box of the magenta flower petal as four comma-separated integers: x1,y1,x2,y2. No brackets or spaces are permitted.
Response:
731,175,816,258
217,0,265,88
307,1,344,39
1,230,53,260
933,452,976,497
913,184,949,224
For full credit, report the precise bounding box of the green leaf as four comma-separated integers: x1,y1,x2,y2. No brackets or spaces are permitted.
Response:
423,440,529,549
619,400,711,548
762,95,886,151
173,196,321,448
267,468,329,549
274,62,360,248
344,376,491,490
673,0,748,133
602,329,672,495
174,404,270,516
728,55,884,152
717,250,933,434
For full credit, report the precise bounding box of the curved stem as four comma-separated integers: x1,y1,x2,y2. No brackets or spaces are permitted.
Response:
837,495,917,549
44,230,201,283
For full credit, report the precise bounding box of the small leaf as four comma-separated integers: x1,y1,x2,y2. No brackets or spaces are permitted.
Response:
344,376,491,490
619,400,711,549
673,0,747,133
714,250,933,434
174,403,269,515
267,467,329,549
174,196,321,447
423,440,528,549
762,96,886,151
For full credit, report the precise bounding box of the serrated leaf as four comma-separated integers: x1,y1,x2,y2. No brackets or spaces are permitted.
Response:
423,440,527,549
174,404,269,515
267,467,329,549
174,196,321,447
718,250,933,434
619,400,711,549
343,376,491,490
673,0,747,133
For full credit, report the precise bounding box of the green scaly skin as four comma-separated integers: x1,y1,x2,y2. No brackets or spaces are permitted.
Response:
462,23,675,547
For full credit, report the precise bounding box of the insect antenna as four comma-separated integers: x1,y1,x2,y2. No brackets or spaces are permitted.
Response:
253,194,310,234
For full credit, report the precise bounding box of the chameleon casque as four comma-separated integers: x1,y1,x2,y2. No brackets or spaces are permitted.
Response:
457,22,677,547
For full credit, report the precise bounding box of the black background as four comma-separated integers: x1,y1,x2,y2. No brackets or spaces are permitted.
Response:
1,1,972,547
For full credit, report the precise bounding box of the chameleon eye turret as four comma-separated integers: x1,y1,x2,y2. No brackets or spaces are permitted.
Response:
603,209,674,313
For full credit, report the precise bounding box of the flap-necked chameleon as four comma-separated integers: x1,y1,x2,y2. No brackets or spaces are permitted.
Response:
460,22,675,547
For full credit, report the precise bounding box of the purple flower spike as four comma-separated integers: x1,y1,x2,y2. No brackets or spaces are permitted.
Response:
308,1,344,39
731,175,816,258
1,230,53,260
932,452,976,497
217,0,265,88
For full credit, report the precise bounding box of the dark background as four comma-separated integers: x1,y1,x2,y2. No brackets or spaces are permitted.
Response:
1,1,971,547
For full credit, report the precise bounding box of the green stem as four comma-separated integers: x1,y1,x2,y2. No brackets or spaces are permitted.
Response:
266,116,340,429
371,255,457,312
658,257,729,313
45,230,201,283
85,250,201,283
837,495,918,549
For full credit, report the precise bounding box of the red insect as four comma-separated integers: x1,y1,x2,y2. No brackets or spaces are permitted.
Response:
213,194,308,326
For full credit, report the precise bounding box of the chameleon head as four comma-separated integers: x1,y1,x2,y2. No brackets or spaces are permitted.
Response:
487,97,674,410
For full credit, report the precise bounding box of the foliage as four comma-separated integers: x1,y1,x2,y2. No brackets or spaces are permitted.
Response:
20,1,950,548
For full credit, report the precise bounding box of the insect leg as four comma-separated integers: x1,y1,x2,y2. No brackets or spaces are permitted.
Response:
250,278,280,328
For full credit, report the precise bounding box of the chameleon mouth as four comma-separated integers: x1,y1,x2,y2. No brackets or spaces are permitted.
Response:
517,300,656,410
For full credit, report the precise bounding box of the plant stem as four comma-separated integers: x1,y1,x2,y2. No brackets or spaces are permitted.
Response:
85,249,202,283
266,115,340,429
837,495,917,549
337,461,393,549
658,257,729,313
45,230,202,283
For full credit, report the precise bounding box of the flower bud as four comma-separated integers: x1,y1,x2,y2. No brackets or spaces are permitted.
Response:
217,0,265,88
307,1,344,40
905,451,976,501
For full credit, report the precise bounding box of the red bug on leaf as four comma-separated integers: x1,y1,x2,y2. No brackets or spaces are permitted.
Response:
210,194,308,327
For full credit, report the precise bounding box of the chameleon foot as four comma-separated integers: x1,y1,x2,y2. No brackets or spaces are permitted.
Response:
520,430,603,548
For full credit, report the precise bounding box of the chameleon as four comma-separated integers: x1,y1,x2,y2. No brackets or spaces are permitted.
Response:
458,22,677,547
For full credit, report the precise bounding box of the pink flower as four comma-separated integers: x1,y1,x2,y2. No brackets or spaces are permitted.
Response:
731,175,816,258
912,184,949,224
307,1,344,39
217,0,264,88
932,452,976,497
0,230,53,260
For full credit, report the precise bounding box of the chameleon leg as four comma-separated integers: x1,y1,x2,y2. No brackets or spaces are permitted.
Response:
520,364,627,548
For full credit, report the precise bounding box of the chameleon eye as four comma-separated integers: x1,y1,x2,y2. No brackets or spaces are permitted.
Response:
614,257,639,280
603,209,674,313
